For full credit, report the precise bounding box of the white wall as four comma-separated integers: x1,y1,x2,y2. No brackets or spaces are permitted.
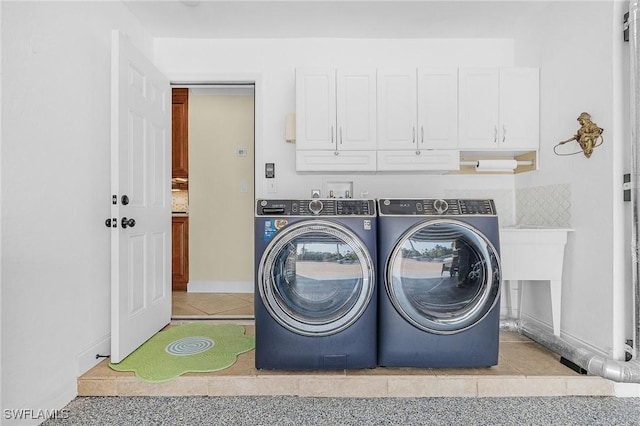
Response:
154,1,625,358
1,2,152,423
189,92,255,289
514,1,625,358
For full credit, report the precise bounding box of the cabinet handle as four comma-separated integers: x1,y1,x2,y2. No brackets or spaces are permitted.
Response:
331,126,334,145
340,127,343,145
494,126,498,143
412,127,416,144
503,125,507,143
421,126,424,145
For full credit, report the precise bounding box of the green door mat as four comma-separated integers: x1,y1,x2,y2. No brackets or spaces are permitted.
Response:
109,323,255,382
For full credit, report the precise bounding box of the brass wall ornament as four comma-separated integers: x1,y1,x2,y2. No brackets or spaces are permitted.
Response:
554,112,604,158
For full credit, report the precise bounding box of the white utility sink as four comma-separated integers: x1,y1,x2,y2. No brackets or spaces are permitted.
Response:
499,226,574,336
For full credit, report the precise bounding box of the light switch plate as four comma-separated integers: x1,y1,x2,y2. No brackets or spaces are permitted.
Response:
265,163,275,178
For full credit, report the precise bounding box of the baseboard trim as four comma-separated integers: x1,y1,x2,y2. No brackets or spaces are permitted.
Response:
76,334,111,376
187,280,253,293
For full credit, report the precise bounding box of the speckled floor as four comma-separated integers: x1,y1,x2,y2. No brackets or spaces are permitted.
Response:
44,395,640,425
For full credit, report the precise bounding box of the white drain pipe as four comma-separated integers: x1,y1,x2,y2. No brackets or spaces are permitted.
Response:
501,319,640,383
499,0,640,383
629,0,640,374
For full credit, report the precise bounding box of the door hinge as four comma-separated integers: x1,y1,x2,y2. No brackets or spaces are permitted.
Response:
112,195,117,205
105,218,117,228
624,11,630,42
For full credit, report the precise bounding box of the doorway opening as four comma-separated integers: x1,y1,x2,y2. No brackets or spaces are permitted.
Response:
171,84,256,319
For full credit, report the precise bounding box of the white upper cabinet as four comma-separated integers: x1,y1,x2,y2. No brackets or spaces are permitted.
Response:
499,68,540,150
295,68,336,151
295,66,539,173
296,68,377,152
336,69,377,150
417,68,458,149
378,68,458,150
459,67,539,151
377,69,418,149
377,68,459,171
296,68,377,171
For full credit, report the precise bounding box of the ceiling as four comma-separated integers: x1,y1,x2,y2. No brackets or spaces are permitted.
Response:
122,0,547,39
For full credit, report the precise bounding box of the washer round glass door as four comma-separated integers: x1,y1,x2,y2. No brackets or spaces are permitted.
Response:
386,219,500,334
258,220,375,336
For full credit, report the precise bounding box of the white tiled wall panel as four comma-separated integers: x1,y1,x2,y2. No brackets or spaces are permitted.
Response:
516,184,571,227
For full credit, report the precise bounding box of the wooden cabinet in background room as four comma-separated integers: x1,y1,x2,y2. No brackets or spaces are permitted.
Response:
172,216,189,291
376,68,459,171
172,88,189,178
295,68,377,171
458,67,539,151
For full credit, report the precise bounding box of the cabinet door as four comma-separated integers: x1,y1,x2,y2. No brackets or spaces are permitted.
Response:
172,217,189,291
336,69,377,150
296,69,336,150
377,69,417,150
296,150,376,172
172,88,189,178
458,68,500,150
377,150,459,172
499,68,539,150
418,68,458,149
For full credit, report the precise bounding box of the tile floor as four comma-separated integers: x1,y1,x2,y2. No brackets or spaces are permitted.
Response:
171,291,254,319
77,292,614,398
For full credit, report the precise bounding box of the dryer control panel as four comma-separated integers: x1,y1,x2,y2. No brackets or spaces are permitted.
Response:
378,199,496,216
256,199,376,217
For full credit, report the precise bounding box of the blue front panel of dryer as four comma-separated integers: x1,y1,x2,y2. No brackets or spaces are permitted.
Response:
377,213,501,368
378,294,499,368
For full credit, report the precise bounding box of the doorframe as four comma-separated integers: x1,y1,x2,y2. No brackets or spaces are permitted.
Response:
168,74,262,300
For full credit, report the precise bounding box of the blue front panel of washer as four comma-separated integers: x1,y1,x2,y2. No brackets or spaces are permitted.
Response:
254,199,377,370
377,199,501,368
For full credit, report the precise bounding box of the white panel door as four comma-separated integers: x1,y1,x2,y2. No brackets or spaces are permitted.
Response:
499,68,540,150
458,68,500,150
110,31,171,363
417,68,458,149
336,69,377,150
295,69,337,150
377,69,417,150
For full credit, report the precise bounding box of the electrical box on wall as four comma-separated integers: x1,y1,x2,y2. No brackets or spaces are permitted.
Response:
325,181,353,199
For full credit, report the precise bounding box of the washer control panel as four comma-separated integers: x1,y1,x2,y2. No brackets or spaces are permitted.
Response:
378,199,496,216
256,199,376,217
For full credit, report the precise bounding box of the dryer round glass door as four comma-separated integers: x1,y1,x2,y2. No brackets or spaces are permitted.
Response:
258,220,375,336
386,219,500,334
